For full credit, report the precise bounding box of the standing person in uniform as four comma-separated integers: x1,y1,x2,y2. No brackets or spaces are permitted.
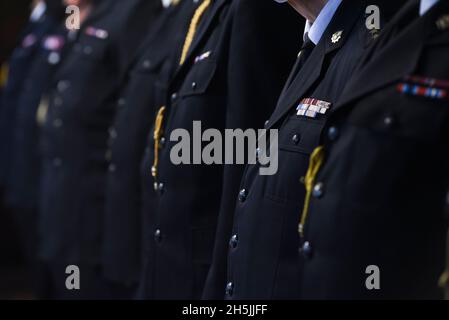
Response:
101,0,198,296
138,0,303,299
38,0,160,299
297,0,449,299
203,0,404,300
0,0,60,193
3,0,67,297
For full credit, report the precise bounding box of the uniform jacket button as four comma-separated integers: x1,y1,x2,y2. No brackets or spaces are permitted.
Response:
191,82,197,90
153,182,165,195
53,119,63,128
300,241,313,259
143,59,152,69
312,182,324,198
225,282,234,297
109,127,117,139
117,98,126,107
229,234,238,249
57,80,70,92
171,92,178,102
157,182,165,195
238,189,248,202
52,158,62,167
327,126,339,141
160,136,166,148
54,96,63,107
48,52,60,65
108,163,117,172
154,229,162,243
292,134,301,144
383,114,396,128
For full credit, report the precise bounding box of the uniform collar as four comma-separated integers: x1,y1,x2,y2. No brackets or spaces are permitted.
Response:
30,1,46,22
303,0,343,44
162,0,170,8
420,0,439,16
332,0,449,116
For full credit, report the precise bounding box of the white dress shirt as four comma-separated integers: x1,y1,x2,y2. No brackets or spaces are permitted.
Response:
30,1,46,22
420,0,439,16
303,0,343,44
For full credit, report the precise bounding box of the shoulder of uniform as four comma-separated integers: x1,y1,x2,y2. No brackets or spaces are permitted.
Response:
357,5,383,49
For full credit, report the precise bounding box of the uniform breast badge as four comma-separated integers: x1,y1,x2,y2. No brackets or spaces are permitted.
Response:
397,75,449,100
85,26,109,40
296,98,332,118
331,30,343,44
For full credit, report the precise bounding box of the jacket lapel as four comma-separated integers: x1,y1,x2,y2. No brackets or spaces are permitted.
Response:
267,1,366,130
333,0,449,113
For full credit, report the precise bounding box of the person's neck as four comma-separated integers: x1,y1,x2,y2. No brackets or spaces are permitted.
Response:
79,3,93,24
288,0,328,22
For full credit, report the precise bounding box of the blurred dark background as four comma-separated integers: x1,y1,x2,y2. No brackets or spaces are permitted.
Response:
0,0,34,299
0,1,33,65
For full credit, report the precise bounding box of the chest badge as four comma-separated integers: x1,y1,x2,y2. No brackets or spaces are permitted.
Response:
194,51,211,63
397,76,449,100
296,98,332,118
436,14,449,30
85,26,109,40
331,30,343,44
43,36,65,51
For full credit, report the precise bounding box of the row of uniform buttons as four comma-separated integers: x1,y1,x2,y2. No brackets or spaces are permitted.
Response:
150,93,173,194
151,86,169,250
107,125,117,172
225,123,331,297
50,80,72,130
296,125,342,262
225,194,314,298
225,118,272,298
47,83,71,170
306,125,341,200
295,126,340,262
105,98,128,169
225,187,248,297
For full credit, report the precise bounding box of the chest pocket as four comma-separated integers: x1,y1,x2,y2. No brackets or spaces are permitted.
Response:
279,116,325,154
348,83,448,143
263,116,325,203
178,58,217,98
130,54,171,116
398,91,448,141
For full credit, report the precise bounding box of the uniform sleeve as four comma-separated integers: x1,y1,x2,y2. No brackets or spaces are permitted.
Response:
202,0,302,299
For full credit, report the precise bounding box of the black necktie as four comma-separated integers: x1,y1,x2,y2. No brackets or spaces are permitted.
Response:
298,35,316,68
284,35,316,90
